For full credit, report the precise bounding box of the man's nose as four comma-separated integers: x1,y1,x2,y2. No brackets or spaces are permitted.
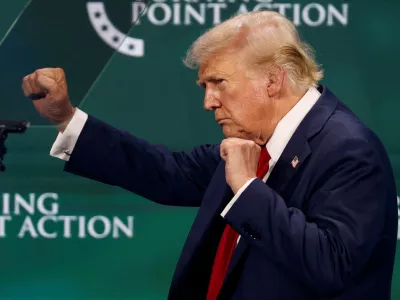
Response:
203,90,221,111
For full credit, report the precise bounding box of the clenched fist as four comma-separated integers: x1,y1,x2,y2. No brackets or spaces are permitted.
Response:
22,68,75,132
220,138,261,194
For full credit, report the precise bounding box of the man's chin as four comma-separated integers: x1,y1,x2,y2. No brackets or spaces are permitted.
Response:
221,125,233,137
221,126,245,139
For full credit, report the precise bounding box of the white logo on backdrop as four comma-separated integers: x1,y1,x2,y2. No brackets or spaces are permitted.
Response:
0,193,134,239
87,0,349,57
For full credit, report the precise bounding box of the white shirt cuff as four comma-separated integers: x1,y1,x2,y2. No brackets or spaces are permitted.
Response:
50,108,88,161
220,178,257,218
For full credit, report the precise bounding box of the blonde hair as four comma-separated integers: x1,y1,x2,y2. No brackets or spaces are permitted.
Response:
183,11,323,91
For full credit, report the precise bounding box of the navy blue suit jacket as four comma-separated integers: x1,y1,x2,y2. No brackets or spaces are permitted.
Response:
64,85,397,299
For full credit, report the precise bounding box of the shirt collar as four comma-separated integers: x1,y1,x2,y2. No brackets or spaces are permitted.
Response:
266,87,321,164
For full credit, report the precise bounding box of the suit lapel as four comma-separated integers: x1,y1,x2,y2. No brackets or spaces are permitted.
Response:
267,133,311,196
268,85,338,196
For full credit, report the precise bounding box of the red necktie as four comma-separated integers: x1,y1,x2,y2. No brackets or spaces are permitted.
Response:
206,147,271,300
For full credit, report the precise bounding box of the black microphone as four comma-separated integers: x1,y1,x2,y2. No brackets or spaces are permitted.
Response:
0,120,30,133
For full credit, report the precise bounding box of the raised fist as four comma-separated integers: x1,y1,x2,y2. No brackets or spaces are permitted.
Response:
220,137,261,194
22,68,75,131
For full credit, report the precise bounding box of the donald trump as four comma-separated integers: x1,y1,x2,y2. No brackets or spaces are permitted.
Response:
22,11,397,300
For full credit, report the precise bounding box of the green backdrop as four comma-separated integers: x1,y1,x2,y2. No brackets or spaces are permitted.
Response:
0,0,399,299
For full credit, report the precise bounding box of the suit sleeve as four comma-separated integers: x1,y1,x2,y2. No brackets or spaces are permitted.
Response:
223,137,397,295
64,115,221,207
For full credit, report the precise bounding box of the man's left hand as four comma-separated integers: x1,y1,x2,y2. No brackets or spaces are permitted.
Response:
220,138,261,194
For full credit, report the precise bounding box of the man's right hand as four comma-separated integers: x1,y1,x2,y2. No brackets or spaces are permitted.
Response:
22,68,75,132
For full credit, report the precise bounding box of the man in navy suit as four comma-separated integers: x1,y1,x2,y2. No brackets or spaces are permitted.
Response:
22,11,397,300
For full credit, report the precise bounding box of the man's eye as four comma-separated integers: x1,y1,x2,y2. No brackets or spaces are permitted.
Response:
211,79,224,86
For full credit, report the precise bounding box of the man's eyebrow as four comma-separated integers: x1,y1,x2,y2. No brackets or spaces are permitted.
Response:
196,75,220,86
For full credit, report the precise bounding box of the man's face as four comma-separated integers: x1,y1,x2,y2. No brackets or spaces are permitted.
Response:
197,54,277,144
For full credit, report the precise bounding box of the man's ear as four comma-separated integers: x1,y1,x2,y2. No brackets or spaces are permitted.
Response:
266,65,284,97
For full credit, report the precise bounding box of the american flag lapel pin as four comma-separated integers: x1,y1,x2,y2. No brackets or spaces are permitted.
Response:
291,156,299,168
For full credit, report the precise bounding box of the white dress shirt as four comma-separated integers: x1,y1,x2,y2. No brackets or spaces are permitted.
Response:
50,87,321,223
